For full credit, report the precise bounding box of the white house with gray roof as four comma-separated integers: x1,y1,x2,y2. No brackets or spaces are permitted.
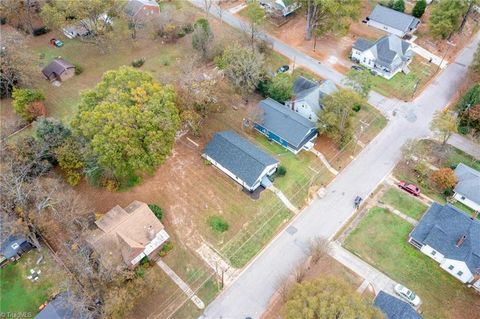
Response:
254,98,317,154
453,163,480,212
203,131,279,192
284,76,338,122
352,34,414,79
409,203,480,291
366,4,420,37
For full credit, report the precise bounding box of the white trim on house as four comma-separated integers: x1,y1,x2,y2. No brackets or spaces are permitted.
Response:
285,99,318,122
130,229,170,265
454,192,480,211
367,20,406,37
202,154,278,192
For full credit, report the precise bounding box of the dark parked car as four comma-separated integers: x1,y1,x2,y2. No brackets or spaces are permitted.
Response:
398,181,420,196
276,65,289,73
351,64,364,71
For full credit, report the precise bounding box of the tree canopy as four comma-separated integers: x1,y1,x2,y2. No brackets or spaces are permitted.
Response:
317,89,364,147
392,0,405,12
71,67,180,181
12,88,46,122
283,277,383,319
429,0,468,39
412,0,427,18
267,73,293,102
344,69,373,98
430,110,458,145
192,18,213,59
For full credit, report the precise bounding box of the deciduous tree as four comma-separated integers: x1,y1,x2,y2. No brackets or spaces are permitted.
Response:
36,117,71,150
431,167,458,191
392,0,405,12
0,0,43,34
303,0,360,41
283,277,383,319
429,0,468,39
71,67,180,184
344,69,373,98
317,89,364,147
192,18,214,60
267,73,293,102
430,110,458,146
244,1,265,49
12,88,45,122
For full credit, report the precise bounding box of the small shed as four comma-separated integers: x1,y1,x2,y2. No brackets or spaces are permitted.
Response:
0,235,33,265
42,58,75,82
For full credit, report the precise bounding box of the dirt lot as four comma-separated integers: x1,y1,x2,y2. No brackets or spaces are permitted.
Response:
260,255,369,319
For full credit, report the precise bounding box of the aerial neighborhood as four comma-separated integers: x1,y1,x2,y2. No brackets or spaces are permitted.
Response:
0,0,479,319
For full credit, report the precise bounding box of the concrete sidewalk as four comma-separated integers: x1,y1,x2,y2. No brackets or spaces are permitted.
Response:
329,242,398,296
409,41,448,69
447,133,480,160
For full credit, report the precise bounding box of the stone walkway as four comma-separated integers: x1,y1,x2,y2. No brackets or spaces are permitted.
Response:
196,243,239,286
329,242,398,296
156,260,205,309
309,149,339,175
268,185,299,214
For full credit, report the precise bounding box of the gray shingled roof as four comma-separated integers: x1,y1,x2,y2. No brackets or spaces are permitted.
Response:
368,4,420,33
203,131,278,188
454,163,480,205
291,77,338,114
35,293,74,319
292,76,319,99
410,203,480,274
0,235,28,259
257,98,317,149
374,291,422,319
372,35,412,68
353,38,373,51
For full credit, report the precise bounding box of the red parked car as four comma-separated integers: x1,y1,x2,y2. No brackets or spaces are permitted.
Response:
398,181,420,196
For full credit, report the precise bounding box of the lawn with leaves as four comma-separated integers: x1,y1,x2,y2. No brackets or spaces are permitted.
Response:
380,187,428,220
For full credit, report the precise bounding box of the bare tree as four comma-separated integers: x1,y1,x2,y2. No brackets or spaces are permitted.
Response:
293,261,307,283
0,0,44,34
276,274,293,302
203,0,214,19
309,237,330,264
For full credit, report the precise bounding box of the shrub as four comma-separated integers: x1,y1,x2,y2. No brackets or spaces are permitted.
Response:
458,125,470,135
158,241,173,257
74,63,83,75
177,29,186,38
352,104,361,112
208,216,229,233
182,23,194,34
277,165,287,177
135,265,146,278
148,204,164,220
140,256,149,266
431,167,458,191
27,101,47,119
392,0,405,12
131,58,145,68
12,88,45,122
32,27,49,36
412,0,427,18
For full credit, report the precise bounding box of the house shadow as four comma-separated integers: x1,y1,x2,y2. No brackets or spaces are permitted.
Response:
243,185,266,200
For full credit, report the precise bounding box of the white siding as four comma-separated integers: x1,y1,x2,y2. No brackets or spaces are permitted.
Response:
454,192,480,211
287,100,318,122
420,244,445,263
439,259,474,283
367,20,405,37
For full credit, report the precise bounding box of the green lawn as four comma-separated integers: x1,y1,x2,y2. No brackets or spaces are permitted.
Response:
380,187,428,220
0,250,65,315
344,207,480,319
371,56,436,100
253,135,334,207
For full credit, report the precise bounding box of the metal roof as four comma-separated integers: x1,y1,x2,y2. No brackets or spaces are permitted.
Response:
374,291,423,319
454,163,480,205
203,131,278,188
257,98,317,149
368,4,420,33
410,203,480,273
0,235,28,259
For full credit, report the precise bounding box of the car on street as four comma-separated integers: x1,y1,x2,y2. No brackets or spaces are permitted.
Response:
276,65,289,73
398,181,420,196
50,38,63,47
394,284,421,307
351,64,364,71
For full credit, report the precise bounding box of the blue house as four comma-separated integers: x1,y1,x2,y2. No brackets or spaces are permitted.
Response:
254,98,317,154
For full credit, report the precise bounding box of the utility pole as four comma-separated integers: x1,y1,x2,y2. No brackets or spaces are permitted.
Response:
459,0,474,33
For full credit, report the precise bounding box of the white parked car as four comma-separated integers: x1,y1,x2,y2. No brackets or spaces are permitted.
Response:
394,284,422,307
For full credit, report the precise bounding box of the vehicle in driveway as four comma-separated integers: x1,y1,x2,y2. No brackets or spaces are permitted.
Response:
394,284,421,307
50,38,63,47
398,181,420,196
351,64,364,71
276,65,289,74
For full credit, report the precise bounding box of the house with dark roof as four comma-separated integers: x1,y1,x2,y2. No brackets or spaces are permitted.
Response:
453,163,480,211
352,34,414,79
374,291,422,319
0,235,33,266
366,4,420,37
409,203,480,291
35,293,74,319
284,76,338,121
203,131,279,192
41,58,75,82
254,98,317,154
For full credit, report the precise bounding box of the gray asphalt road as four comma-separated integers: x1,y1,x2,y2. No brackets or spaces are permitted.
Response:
190,2,480,318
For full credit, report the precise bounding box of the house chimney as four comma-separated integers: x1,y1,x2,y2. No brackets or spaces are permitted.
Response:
456,234,467,247
472,211,479,220
291,95,296,111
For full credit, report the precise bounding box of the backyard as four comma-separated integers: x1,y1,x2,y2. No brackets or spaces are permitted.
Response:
344,207,480,319
0,249,67,316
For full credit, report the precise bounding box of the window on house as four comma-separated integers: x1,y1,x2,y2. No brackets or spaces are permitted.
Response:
457,271,463,276
431,250,436,256
448,265,454,270
461,196,465,200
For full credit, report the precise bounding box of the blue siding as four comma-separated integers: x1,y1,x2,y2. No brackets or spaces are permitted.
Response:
254,123,296,151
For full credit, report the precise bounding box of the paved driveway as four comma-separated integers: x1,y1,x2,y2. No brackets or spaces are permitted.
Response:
189,2,480,318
